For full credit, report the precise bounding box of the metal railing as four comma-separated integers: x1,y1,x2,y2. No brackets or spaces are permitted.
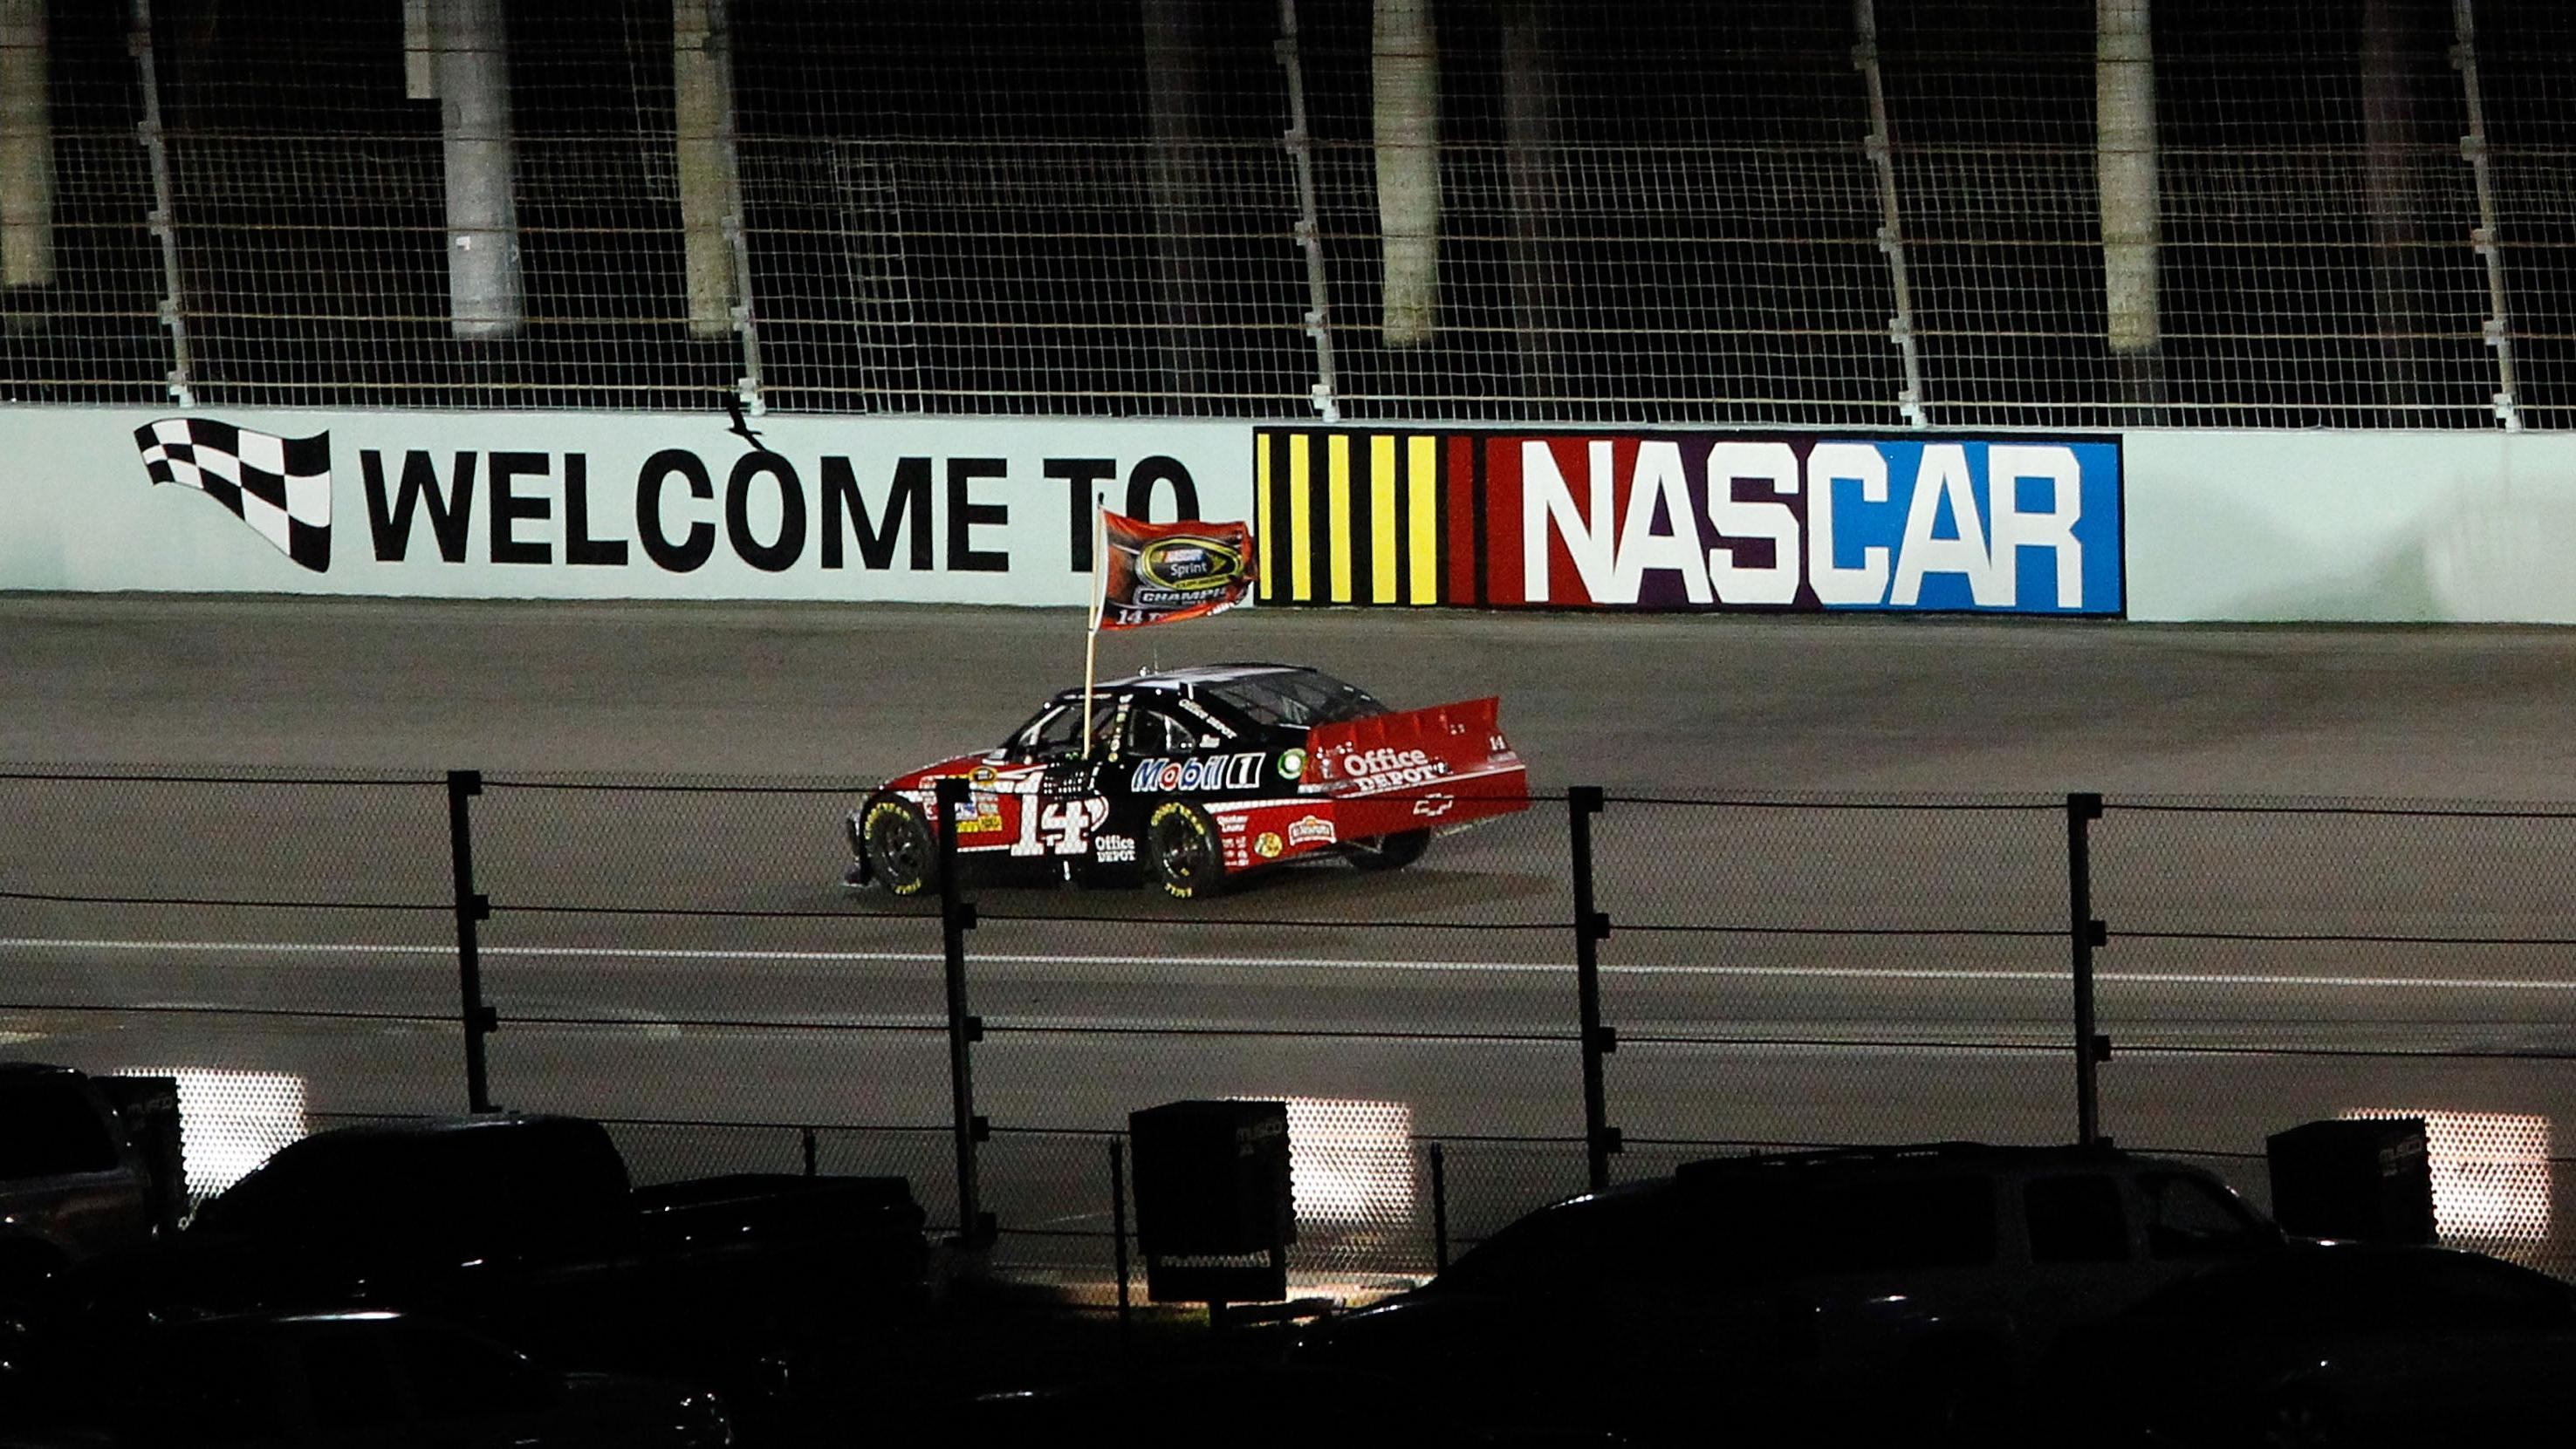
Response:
7,765,2576,1282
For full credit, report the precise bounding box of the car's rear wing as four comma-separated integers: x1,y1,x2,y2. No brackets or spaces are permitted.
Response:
1310,696,1528,833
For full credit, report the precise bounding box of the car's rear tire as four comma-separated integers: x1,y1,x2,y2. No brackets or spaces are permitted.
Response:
1146,801,1226,899
1347,829,1430,873
861,796,935,896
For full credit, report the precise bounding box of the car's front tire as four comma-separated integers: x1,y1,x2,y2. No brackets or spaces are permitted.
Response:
860,796,936,896
1145,800,1226,899
1347,829,1430,873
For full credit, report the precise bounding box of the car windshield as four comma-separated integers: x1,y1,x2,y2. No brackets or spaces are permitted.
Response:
1201,671,1385,729
1007,699,1120,760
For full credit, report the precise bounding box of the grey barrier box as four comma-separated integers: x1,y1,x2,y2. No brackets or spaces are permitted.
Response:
2265,1117,2436,1246
1130,1099,1293,1303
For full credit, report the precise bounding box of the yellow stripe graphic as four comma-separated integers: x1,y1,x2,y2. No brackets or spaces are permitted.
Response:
1256,432,1274,601
1408,434,1439,605
1327,433,1353,604
1289,433,1313,601
1370,434,1400,604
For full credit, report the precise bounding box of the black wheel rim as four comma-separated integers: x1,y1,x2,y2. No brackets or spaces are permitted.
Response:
1154,811,1215,887
870,810,928,887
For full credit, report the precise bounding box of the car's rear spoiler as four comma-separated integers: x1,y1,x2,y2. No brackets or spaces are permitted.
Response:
1310,697,1528,830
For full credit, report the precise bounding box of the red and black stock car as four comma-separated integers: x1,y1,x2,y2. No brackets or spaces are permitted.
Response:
846,663,1528,899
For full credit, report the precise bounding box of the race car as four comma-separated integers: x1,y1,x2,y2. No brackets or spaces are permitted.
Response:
845,663,1528,899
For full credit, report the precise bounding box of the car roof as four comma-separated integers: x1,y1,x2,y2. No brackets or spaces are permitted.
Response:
1055,662,1319,699
278,1111,604,1147
1674,1140,2206,1187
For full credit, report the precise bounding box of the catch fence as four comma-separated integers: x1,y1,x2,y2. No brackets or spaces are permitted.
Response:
4,765,2575,1289
6,0,2575,426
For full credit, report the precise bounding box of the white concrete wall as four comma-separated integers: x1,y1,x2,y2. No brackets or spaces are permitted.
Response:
0,408,1246,603
2125,430,2576,624
10,407,2575,623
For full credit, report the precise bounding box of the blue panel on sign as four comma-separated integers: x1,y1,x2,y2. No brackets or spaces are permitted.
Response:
1819,439,2122,616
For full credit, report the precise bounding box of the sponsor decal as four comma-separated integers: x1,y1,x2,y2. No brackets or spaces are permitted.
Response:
1326,745,1454,794
1218,814,1249,835
1175,695,1235,736
1411,794,1456,819
1129,752,1266,793
1137,536,1244,592
1287,815,1335,847
1093,833,1137,864
1278,748,1307,781
1254,831,1285,859
1255,427,2123,616
950,785,1006,833
971,765,997,783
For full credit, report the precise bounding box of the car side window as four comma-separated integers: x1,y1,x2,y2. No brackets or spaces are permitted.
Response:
1125,706,1198,757
1777,1178,1997,1275
2025,1174,2130,1263
2143,1173,2266,1259
0,1077,121,1175
1015,701,1119,762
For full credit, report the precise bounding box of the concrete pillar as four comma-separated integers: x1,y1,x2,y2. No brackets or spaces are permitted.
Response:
2097,0,2163,407
1,0,54,292
437,0,524,339
2362,0,2435,414
1373,0,1440,349
1501,0,1561,396
1143,0,1211,399
674,0,743,340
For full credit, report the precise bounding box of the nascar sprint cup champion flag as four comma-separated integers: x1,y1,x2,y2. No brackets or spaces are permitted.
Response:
1083,509,1257,753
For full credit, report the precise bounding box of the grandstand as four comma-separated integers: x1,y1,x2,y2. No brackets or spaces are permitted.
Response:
1,0,2568,427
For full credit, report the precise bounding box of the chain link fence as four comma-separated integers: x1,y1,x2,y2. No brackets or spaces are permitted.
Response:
4,0,2572,426
8,766,2576,1288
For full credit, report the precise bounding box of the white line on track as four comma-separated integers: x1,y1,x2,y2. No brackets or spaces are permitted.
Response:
3,936,2573,993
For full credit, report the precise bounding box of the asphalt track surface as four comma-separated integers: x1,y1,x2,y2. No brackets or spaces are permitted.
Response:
7,596,2576,1272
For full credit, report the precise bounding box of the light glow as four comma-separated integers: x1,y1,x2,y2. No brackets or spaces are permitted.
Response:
2341,1109,2550,1245
1268,1097,1415,1228
126,1067,308,1200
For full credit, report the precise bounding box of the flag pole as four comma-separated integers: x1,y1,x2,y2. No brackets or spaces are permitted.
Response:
1081,503,1106,760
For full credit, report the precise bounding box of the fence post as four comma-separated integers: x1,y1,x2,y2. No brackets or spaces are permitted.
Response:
1569,786,1618,1192
1109,1136,1132,1348
1428,1139,1450,1274
2066,792,2109,1146
935,776,990,1247
445,769,495,1114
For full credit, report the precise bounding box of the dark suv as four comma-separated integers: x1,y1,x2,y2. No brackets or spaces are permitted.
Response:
1297,1142,2280,1443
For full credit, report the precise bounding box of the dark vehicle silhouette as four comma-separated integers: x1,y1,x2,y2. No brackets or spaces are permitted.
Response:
1297,1143,2280,1444
0,1309,730,1447
0,1068,185,1324
965,1362,1627,1446
2043,1242,2576,1446
50,1114,925,1391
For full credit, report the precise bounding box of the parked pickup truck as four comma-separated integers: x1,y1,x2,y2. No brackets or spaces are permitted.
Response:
0,1065,186,1314
48,1113,929,1389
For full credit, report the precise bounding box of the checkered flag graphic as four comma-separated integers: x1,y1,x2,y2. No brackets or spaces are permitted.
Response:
132,418,332,572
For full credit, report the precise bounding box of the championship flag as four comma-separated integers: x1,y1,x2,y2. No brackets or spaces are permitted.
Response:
1094,510,1257,632
1082,509,1257,756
